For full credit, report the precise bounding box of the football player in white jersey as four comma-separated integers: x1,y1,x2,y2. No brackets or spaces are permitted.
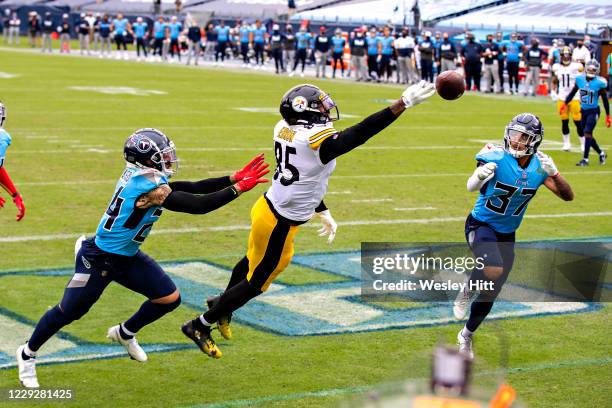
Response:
551,46,584,151
181,81,436,357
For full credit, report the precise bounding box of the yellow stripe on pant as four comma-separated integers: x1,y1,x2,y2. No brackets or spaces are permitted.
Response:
246,196,300,292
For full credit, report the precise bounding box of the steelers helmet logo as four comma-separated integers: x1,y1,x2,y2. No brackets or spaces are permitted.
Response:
134,136,152,153
291,96,307,112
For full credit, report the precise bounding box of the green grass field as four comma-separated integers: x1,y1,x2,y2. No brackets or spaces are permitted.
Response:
0,47,610,408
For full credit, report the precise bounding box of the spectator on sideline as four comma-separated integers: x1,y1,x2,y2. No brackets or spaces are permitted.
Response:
41,12,53,53
58,14,71,53
482,34,501,93
185,18,202,66
284,24,296,72
99,14,112,58
523,37,543,97
214,20,229,65
350,27,367,82
437,32,456,73
92,13,101,53
314,26,330,78
418,31,434,83
607,51,612,98
133,17,148,61
8,11,20,45
77,13,91,55
204,23,217,61
239,21,251,67
462,32,483,91
269,24,285,74
28,12,41,48
572,37,591,65
495,31,505,92
502,32,524,94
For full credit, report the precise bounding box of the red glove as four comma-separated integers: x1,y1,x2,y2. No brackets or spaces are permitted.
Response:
559,103,567,115
13,193,25,221
606,115,611,128
235,156,270,193
0,195,5,208
232,153,265,182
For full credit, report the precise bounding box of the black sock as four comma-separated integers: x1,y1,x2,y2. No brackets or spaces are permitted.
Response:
123,297,181,335
584,137,592,159
21,350,32,360
226,256,249,291
561,119,569,135
590,137,602,154
574,120,583,137
204,279,260,324
28,305,72,352
118,324,134,340
192,316,209,332
466,299,495,332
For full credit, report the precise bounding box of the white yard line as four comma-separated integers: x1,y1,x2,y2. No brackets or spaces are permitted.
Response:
350,198,393,203
1,212,610,243
393,207,436,211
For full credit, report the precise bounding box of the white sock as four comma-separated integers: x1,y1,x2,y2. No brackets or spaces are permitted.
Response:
198,315,211,326
562,133,570,145
579,136,585,147
461,326,474,338
24,343,37,358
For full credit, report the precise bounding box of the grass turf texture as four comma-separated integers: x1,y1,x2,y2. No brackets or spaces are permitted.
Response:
0,49,610,407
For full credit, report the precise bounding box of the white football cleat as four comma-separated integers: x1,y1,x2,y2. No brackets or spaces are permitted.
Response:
457,330,474,359
16,345,39,388
74,235,86,260
453,286,474,320
107,325,148,362
562,143,571,151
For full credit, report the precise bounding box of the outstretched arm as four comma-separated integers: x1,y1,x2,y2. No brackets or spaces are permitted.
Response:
318,81,435,164
543,175,574,201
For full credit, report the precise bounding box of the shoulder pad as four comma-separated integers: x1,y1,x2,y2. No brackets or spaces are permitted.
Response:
302,124,338,149
133,168,167,189
0,129,12,144
475,143,504,162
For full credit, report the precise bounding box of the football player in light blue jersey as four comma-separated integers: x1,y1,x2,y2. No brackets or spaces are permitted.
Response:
250,19,267,68
0,102,25,222
132,17,148,60
239,21,252,66
331,28,346,79
168,16,182,61
16,129,269,388
454,113,574,359
111,14,131,60
563,60,611,166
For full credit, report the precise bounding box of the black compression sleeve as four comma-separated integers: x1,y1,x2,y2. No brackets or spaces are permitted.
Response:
315,200,327,213
564,85,578,104
600,89,610,116
169,176,232,194
162,186,239,214
319,107,398,164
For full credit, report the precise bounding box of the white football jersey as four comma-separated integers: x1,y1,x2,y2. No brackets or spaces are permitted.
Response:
266,120,337,222
552,62,582,100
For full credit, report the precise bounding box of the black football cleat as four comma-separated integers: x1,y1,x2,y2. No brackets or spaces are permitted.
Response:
576,159,589,167
599,151,607,165
181,320,222,359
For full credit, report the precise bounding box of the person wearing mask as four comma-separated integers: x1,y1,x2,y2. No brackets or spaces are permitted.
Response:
250,20,266,69
57,14,71,53
238,21,251,67
366,27,381,81
331,28,347,79
314,26,330,78
98,15,112,58
461,32,483,91
482,34,500,93
495,32,505,92
269,24,285,74
437,32,456,73
185,19,202,66
133,17,148,61
350,27,367,82
41,12,54,53
418,31,434,83
8,12,20,46
284,24,296,72
523,37,543,97
28,12,41,48
378,27,394,82
289,26,311,77
168,16,182,62
501,32,524,95
203,23,216,61
572,37,591,66
213,20,229,65
77,13,91,55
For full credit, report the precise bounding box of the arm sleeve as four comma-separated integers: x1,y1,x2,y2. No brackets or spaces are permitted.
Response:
600,89,610,115
564,85,578,104
318,107,398,164
162,186,239,214
169,176,232,194
315,200,328,213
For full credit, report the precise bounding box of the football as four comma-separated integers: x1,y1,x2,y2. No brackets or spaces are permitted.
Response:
435,71,465,100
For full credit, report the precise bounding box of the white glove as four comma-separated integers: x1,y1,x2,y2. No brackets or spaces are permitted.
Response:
550,91,558,101
477,162,497,180
537,152,559,177
401,80,436,108
317,210,337,244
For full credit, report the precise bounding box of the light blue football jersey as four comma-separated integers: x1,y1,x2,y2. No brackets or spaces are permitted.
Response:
471,144,549,233
575,74,607,110
95,166,168,256
0,129,11,168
